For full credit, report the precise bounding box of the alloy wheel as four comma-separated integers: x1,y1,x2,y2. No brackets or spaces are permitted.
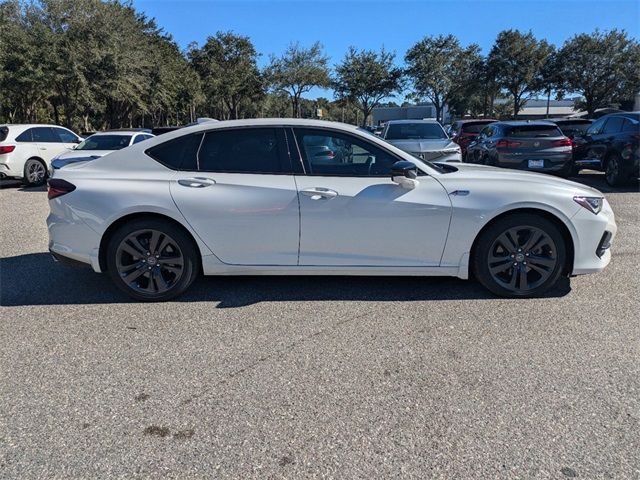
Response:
115,229,184,295
605,157,619,185
26,160,46,184
487,225,558,293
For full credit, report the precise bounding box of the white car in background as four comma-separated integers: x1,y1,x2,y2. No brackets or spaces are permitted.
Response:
51,129,155,170
0,124,82,185
47,119,616,302
382,119,462,162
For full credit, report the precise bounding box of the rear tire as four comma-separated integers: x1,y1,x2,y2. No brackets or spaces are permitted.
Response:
472,213,567,298
106,218,199,301
23,158,47,186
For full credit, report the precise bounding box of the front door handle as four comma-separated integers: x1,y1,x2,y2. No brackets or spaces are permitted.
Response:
178,177,216,188
300,187,338,200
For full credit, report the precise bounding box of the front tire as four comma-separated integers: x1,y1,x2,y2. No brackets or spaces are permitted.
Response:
472,213,567,298
106,218,199,301
23,158,47,186
605,154,625,187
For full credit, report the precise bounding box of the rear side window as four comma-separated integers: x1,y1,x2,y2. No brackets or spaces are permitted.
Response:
146,133,202,170
602,117,624,134
15,128,34,142
0,126,8,142
32,127,61,142
506,125,562,137
198,128,288,174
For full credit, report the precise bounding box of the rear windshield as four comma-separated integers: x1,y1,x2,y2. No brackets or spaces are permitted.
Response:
461,122,493,133
506,125,563,138
76,134,132,151
385,123,447,140
0,126,8,142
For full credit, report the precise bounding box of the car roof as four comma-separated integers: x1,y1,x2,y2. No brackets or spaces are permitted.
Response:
384,119,440,125
601,112,639,121
0,123,73,129
551,118,593,124
89,130,150,136
455,119,497,124
493,120,559,127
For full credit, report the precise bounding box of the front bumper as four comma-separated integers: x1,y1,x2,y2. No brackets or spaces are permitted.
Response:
570,198,617,275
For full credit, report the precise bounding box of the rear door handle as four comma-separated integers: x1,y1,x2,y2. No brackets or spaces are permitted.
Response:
300,187,338,200
178,177,216,188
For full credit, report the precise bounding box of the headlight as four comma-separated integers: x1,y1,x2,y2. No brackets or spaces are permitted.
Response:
573,196,603,215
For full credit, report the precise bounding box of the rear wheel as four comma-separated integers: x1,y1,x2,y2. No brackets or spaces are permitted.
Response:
472,214,567,298
106,219,199,301
605,154,625,187
23,158,47,186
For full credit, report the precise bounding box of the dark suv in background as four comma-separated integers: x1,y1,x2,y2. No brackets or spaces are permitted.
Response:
549,118,593,139
572,112,639,186
449,119,497,156
465,121,573,176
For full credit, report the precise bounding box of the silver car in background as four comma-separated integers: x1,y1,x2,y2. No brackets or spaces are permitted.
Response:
381,119,462,162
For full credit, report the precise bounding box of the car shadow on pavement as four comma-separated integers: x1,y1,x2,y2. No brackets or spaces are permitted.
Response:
569,172,639,194
1,252,572,307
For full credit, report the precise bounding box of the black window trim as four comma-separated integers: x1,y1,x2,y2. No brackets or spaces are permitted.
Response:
146,126,295,175
292,125,407,178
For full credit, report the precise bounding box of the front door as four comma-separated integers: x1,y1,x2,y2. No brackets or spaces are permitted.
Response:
168,127,300,265
292,128,452,267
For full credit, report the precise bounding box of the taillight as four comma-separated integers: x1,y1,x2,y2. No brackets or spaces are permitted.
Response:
0,145,16,154
47,178,76,199
552,138,573,147
496,139,522,148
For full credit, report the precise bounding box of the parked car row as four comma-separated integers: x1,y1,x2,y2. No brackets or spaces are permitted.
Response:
0,124,155,185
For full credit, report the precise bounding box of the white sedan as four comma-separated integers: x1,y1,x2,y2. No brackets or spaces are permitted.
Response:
47,119,616,301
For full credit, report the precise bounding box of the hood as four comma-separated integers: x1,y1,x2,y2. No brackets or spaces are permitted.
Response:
385,138,457,152
438,162,604,196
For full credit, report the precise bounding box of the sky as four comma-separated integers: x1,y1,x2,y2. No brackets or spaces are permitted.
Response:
132,0,639,100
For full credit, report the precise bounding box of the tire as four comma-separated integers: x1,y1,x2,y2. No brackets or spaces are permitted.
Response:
472,213,567,298
605,154,626,187
105,218,199,301
23,158,47,186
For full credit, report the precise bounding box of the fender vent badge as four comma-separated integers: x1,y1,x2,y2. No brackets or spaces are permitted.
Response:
449,190,470,196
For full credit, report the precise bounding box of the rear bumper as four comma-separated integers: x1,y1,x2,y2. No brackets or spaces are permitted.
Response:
47,207,102,272
498,152,572,172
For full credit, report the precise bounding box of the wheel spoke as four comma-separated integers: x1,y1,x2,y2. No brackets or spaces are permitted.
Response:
157,236,171,254
522,230,544,252
128,236,147,256
507,267,517,288
528,255,555,268
149,231,161,253
153,269,168,291
497,232,518,252
161,265,182,275
519,266,528,290
159,255,183,266
122,264,147,283
120,242,143,258
489,258,512,274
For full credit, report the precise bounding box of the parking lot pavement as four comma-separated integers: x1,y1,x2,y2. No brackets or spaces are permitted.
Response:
0,173,638,479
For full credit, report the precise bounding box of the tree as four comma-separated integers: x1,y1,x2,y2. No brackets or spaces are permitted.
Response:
405,34,482,122
333,47,403,126
488,30,552,119
265,42,330,117
555,30,640,117
189,31,263,120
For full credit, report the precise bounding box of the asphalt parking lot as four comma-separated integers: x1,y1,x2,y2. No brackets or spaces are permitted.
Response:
0,173,638,479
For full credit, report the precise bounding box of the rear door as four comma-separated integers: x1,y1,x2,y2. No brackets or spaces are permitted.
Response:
52,127,81,152
167,127,300,266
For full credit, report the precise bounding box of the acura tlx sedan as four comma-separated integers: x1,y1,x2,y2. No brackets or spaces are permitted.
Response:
47,119,617,302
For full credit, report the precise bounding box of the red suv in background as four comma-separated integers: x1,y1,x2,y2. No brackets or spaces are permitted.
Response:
450,119,497,156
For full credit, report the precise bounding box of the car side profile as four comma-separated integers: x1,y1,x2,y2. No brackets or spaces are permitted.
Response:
449,119,497,156
572,112,639,186
0,124,82,185
47,119,616,302
465,121,574,176
51,129,155,170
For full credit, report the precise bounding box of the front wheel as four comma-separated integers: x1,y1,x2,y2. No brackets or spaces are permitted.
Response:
605,154,625,187
472,214,567,298
106,219,199,301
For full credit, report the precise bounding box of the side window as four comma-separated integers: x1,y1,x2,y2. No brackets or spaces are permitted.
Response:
295,128,400,177
15,128,34,142
623,119,639,133
602,117,624,134
32,127,60,143
478,126,490,139
54,128,78,143
198,128,289,174
133,134,151,144
146,133,202,170
586,118,606,135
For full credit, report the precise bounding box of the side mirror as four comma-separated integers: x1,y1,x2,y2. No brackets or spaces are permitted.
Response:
391,161,419,189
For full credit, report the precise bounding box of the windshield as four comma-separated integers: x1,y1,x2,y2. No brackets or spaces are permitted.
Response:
461,122,493,134
506,125,562,138
385,123,447,140
76,134,132,151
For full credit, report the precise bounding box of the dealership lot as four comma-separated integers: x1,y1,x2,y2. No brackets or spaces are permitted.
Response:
0,174,638,478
